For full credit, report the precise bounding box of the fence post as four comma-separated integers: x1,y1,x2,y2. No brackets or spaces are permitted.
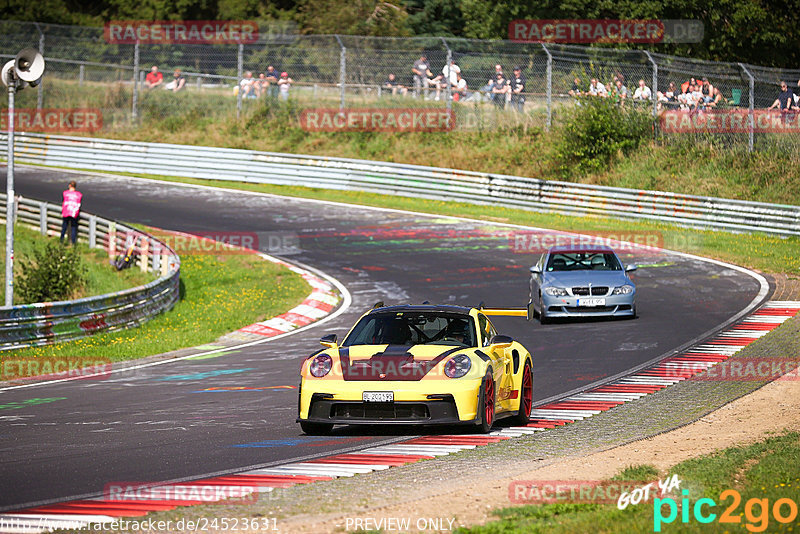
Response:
541,43,552,131
442,37,452,113
335,35,346,110
738,63,755,153
79,64,84,86
35,23,44,110
89,215,97,248
39,202,47,235
643,51,658,118
236,44,243,118
132,41,139,123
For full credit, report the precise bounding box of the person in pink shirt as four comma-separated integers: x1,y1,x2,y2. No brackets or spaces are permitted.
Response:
60,181,82,244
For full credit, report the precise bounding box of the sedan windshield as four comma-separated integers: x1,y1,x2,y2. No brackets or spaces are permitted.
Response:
547,252,622,271
343,312,477,347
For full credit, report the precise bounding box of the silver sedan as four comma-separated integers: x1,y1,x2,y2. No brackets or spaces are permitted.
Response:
528,245,637,323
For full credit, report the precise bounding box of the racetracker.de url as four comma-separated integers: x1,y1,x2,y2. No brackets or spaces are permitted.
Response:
0,517,278,532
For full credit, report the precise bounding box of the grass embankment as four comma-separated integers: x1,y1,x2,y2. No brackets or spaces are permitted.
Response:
0,250,311,368
11,78,800,206
0,224,149,304
460,432,800,533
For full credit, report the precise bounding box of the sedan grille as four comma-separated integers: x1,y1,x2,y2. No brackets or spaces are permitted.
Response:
572,286,609,296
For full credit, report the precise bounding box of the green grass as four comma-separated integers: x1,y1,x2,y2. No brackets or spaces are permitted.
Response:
458,432,800,533
0,250,311,371
0,224,150,304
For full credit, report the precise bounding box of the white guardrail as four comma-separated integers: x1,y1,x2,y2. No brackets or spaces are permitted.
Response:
2,133,799,236
0,193,180,351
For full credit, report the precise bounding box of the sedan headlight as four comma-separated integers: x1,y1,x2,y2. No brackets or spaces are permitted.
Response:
612,285,634,295
544,287,568,297
309,354,333,377
444,354,471,379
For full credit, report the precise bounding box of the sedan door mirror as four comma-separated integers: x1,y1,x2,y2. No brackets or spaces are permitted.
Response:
625,264,638,273
530,265,542,274
320,333,338,348
489,334,514,349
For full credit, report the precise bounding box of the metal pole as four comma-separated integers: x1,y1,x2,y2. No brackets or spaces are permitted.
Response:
79,64,84,86
131,41,139,123
236,43,243,118
442,37,452,113
5,80,16,307
643,51,658,118
541,44,552,131
36,24,44,110
335,35,346,111
739,63,755,152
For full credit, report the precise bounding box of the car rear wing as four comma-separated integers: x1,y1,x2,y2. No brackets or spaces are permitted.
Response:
479,307,533,321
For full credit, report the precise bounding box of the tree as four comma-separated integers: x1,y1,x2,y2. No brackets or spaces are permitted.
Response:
299,0,410,36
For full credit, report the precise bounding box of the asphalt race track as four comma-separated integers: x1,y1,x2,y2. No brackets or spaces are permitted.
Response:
0,167,766,510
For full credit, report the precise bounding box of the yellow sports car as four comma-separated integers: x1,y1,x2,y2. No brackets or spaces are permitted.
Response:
297,303,533,434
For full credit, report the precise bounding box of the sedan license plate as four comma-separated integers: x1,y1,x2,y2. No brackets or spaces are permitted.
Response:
363,391,394,403
577,298,606,307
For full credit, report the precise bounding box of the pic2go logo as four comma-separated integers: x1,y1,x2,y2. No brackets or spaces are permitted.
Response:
654,489,799,532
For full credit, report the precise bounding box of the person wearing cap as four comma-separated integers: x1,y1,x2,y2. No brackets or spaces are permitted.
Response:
278,71,293,100
509,66,526,112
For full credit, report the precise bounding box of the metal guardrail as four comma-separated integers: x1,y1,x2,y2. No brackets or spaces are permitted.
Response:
0,192,180,351
2,133,799,236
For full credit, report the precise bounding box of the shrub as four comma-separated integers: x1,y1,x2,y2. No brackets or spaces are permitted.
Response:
17,240,88,303
556,97,652,176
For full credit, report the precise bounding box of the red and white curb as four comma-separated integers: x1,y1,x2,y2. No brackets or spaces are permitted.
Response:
3,301,798,532
237,255,341,338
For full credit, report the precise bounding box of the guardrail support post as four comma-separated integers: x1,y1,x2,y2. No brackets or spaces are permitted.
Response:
335,35,346,111
39,202,47,235
739,63,755,153
541,43,552,131
140,238,149,272
88,215,97,248
153,241,161,273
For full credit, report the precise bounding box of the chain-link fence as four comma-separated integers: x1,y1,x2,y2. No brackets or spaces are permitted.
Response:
2,20,799,150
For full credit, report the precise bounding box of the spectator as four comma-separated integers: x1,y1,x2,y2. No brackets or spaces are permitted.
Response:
509,66,526,112
690,83,704,110
769,81,795,111
383,73,407,96
613,79,628,104
452,72,467,101
657,82,679,109
265,65,280,98
278,71,293,100
164,69,186,92
490,72,509,108
569,77,583,97
681,77,698,94
442,59,461,87
256,73,268,97
633,79,652,101
145,65,163,89
700,78,714,104
677,85,693,110
240,71,257,98
60,180,82,245
412,55,435,98
588,78,607,97
707,87,724,108
482,64,505,93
